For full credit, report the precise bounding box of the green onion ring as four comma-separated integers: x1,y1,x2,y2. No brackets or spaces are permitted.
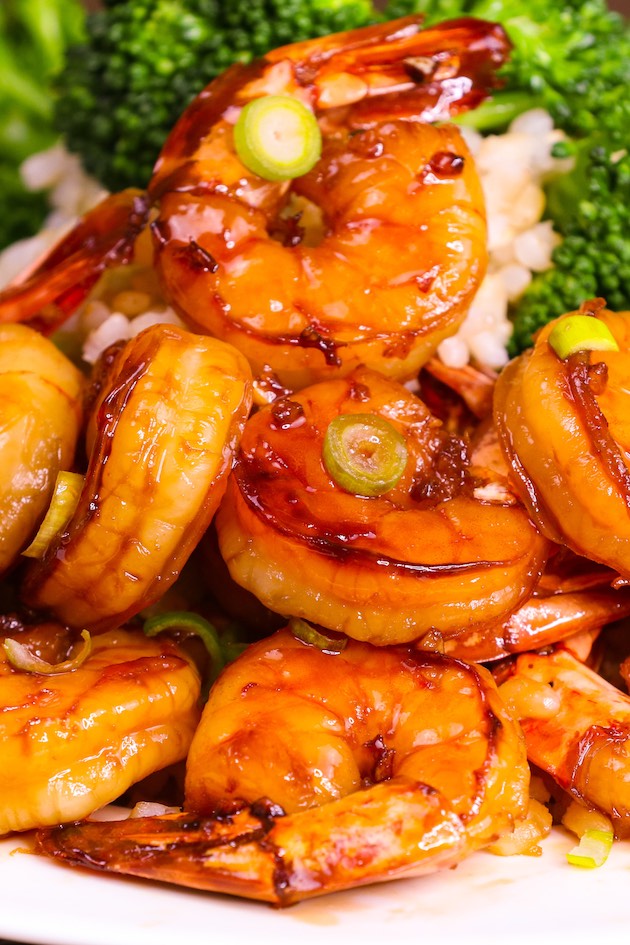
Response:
322,413,408,497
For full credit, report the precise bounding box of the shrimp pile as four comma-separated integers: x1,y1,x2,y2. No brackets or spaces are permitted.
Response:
0,14,629,909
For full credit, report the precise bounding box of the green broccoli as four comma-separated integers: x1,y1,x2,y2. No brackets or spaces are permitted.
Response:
55,0,377,193
0,162,49,250
386,0,630,351
509,142,630,354
0,0,85,249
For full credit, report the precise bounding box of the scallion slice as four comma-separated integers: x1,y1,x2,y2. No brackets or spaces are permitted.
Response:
234,95,322,182
323,413,408,497
3,629,92,675
566,828,614,868
144,611,226,679
548,315,619,360
23,471,84,559
289,617,348,654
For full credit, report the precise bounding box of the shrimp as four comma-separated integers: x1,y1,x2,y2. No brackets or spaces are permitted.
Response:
215,366,548,646
0,324,84,575
0,624,200,835
442,556,630,661
0,17,509,388
22,324,252,633
494,301,630,577
498,648,630,837
0,190,149,333
36,626,528,904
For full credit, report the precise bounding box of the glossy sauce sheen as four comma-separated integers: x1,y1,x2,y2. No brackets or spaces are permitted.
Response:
38,627,528,905
22,324,252,632
0,627,201,834
494,308,630,576
148,18,510,389
216,367,547,645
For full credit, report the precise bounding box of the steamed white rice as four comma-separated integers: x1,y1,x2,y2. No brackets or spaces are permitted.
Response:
0,110,573,371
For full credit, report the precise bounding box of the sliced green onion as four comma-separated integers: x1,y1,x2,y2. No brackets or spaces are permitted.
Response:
143,611,226,679
323,413,408,497
548,315,619,360
234,95,322,182
3,629,92,675
23,470,84,559
566,828,614,869
289,617,347,654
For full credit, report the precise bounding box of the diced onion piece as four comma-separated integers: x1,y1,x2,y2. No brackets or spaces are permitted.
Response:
566,828,613,869
129,802,182,819
143,611,225,677
3,629,92,675
548,315,619,360
22,471,84,559
234,95,322,182
487,798,552,857
562,800,613,839
289,617,347,654
323,413,408,497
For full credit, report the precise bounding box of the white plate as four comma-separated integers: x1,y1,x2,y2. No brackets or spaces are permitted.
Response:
1,825,629,945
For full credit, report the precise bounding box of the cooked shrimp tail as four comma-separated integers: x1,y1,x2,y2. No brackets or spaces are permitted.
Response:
0,190,149,333
37,781,470,905
257,16,510,123
444,585,630,662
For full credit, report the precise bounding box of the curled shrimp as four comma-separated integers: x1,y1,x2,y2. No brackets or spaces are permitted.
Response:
0,17,508,388
0,324,84,574
499,647,630,836
0,624,200,835
37,626,528,904
216,366,548,646
23,324,252,632
494,302,630,576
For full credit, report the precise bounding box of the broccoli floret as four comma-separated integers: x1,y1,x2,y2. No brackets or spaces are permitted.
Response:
0,161,49,251
0,0,85,249
510,143,630,353
55,0,377,193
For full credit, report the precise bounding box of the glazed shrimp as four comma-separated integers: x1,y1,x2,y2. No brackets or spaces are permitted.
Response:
442,555,630,661
150,17,508,388
0,324,83,574
499,648,630,837
0,625,200,835
37,627,528,904
216,366,548,646
23,324,252,632
0,18,508,388
494,301,630,576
